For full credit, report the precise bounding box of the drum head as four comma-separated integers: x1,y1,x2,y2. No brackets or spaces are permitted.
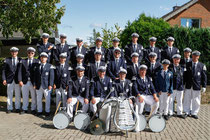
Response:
74,113,90,130
148,115,166,133
53,112,70,129
138,114,147,131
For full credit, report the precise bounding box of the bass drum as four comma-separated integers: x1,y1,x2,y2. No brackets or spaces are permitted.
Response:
74,110,90,130
148,115,166,133
53,111,71,129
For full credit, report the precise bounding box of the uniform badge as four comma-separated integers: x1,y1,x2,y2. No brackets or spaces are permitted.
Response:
184,68,187,71
54,46,56,49
104,87,107,90
129,83,133,87
168,73,171,77
177,49,180,53
64,73,67,77
126,89,129,92
82,88,85,91
203,65,207,71
46,72,49,75
198,72,200,76
148,84,150,88
48,52,51,55
139,50,141,53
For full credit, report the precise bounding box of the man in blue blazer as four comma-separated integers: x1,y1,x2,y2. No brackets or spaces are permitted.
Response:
124,33,144,65
18,47,39,114
66,66,90,118
2,47,21,113
90,66,114,114
183,51,207,119
107,47,127,80
133,64,159,115
54,53,71,108
155,59,173,120
34,52,54,116
161,37,180,62
37,33,54,63
53,33,71,65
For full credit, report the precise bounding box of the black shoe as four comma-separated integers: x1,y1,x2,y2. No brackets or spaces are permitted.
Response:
31,110,36,115
164,115,169,120
7,110,12,114
191,115,198,119
177,115,185,119
168,115,173,119
145,111,150,115
37,112,43,116
16,109,20,113
45,112,50,117
20,110,28,114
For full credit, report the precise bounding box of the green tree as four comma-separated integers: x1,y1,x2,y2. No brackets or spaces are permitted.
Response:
120,13,171,48
0,0,65,43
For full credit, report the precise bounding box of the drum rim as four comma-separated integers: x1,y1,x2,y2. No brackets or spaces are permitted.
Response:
148,115,166,133
138,114,147,131
53,112,70,129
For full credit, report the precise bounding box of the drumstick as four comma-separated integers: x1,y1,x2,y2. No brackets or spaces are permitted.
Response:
75,100,80,115
54,101,61,116
147,105,156,120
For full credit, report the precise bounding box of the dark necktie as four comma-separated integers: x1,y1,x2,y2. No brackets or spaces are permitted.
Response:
61,64,64,73
133,44,136,52
135,64,138,74
28,59,32,69
41,64,44,74
151,47,154,52
96,62,99,69
12,58,16,69
192,63,196,75
151,64,154,72
164,71,167,79
116,60,119,68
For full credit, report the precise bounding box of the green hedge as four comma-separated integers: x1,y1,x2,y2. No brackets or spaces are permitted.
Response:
120,14,210,84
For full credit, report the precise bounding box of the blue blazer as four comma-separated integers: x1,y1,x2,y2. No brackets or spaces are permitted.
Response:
34,63,54,89
90,76,113,99
2,57,22,84
70,46,88,65
37,42,54,63
169,64,184,91
155,70,173,94
106,47,124,62
107,58,127,80
144,46,161,63
114,79,132,98
18,58,39,85
53,43,71,65
133,76,156,96
161,46,179,62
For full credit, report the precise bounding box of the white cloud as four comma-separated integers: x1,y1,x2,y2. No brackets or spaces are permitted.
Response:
89,23,102,28
160,6,170,11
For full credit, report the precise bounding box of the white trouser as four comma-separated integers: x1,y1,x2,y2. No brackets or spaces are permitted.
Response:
36,86,51,113
55,88,67,108
90,97,104,114
7,81,21,110
184,88,201,115
183,89,193,115
21,81,36,111
159,92,170,115
66,96,89,118
169,90,183,115
136,95,159,115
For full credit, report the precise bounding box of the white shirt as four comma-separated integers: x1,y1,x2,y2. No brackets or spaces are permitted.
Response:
78,76,83,83
77,46,82,53
96,46,101,51
95,61,100,68
192,61,198,69
168,46,173,52
28,58,33,65
150,46,155,51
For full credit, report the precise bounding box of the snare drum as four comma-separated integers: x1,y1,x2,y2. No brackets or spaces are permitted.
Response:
74,110,90,130
148,115,166,133
53,109,71,129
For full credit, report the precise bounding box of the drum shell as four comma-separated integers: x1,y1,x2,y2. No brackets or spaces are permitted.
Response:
53,111,71,129
74,110,90,130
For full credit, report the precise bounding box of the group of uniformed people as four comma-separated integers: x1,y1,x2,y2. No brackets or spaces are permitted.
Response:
2,32,207,121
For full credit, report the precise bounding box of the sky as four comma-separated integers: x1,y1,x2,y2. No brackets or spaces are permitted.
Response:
57,0,190,45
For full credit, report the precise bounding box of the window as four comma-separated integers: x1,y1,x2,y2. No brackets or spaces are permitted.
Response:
181,18,201,28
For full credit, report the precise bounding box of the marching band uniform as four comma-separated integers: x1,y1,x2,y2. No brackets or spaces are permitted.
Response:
180,48,192,68
161,37,179,62
155,59,173,120
90,66,114,114
18,47,39,114
184,51,207,119
37,33,54,63
124,33,144,65
34,52,54,116
53,34,70,65
67,66,90,118
70,38,88,65
144,37,161,63
107,47,127,80
86,50,106,80
114,68,132,98
133,65,159,115
54,53,71,108
126,53,140,81
106,37,124,62
2,47,21,113
87,37,107,63
168,54,184,118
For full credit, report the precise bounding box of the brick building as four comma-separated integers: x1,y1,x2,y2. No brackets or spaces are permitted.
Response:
162,0,210,28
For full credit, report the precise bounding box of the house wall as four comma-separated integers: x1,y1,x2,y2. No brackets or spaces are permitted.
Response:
167,0,210,28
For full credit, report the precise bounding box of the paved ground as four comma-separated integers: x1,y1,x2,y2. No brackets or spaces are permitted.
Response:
0,102,209,140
